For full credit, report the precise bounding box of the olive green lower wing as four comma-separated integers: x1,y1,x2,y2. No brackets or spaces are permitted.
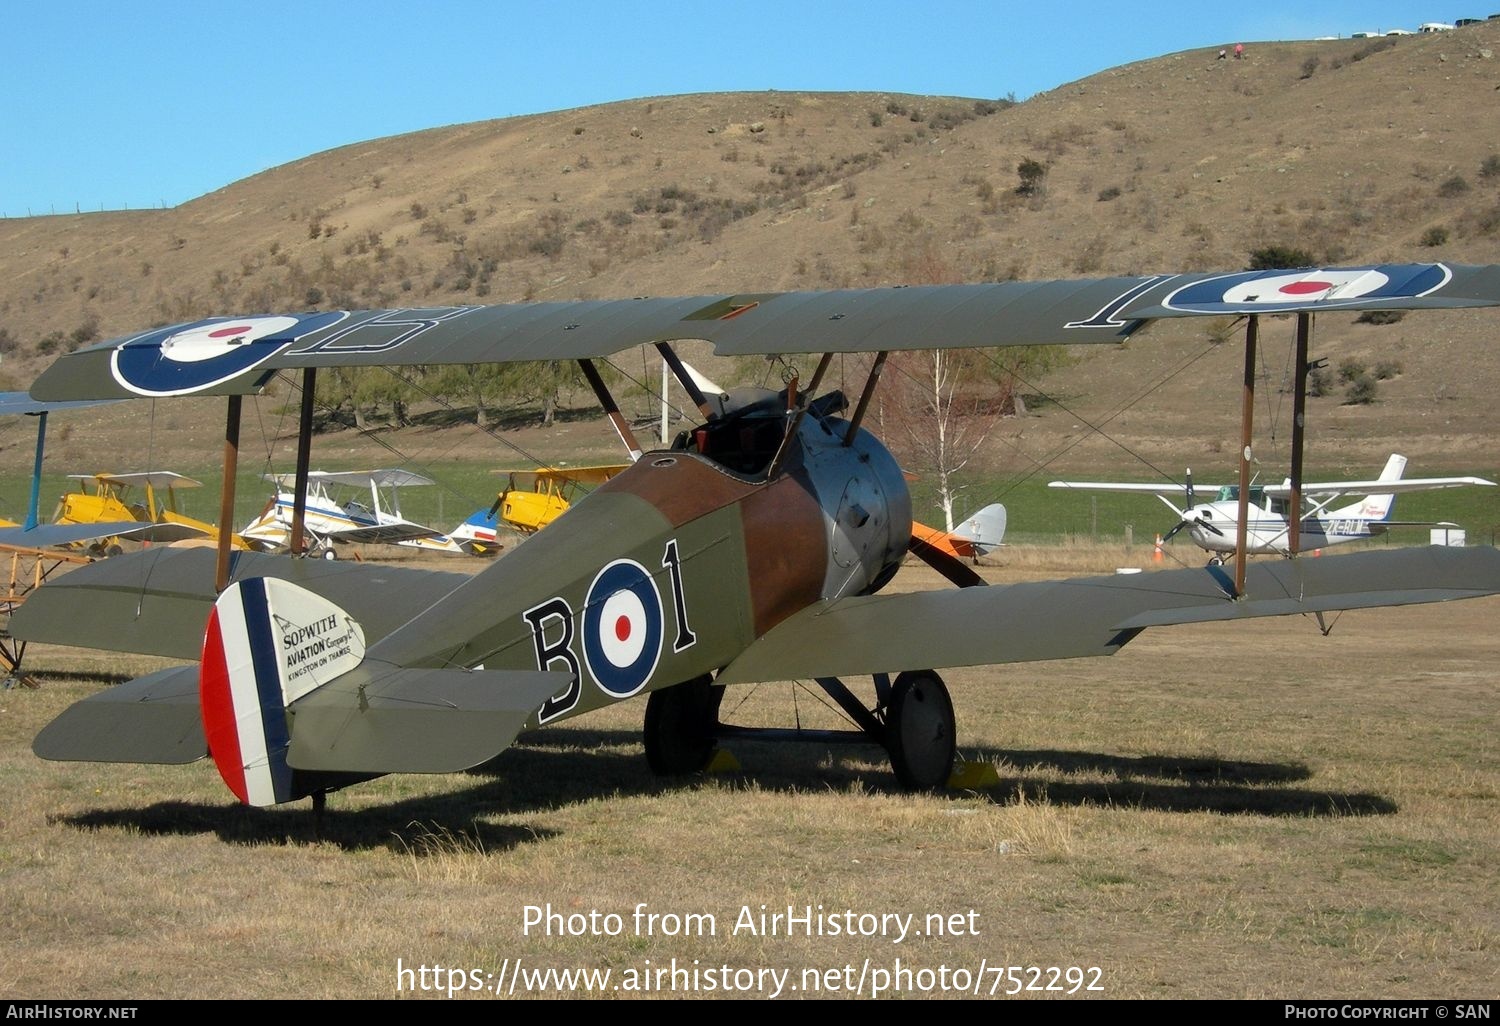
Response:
716,547,1500,684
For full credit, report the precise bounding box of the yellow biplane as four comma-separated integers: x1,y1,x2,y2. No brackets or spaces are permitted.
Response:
54,472,249,555
493,465,628,535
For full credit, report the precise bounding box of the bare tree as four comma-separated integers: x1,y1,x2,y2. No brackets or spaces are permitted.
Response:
886,348,1001,530
877,236,1040,529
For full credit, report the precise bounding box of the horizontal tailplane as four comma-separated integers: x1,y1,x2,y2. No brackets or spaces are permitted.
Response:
33,665,206,765
284,665,568,775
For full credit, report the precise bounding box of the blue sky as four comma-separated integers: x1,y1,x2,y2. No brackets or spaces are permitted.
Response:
1,1,1459,215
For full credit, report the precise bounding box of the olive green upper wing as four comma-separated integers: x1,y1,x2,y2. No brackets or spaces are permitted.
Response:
31,264,1500,400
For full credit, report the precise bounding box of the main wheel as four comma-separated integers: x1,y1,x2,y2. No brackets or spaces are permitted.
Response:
642,675,722,775
885,670,956,791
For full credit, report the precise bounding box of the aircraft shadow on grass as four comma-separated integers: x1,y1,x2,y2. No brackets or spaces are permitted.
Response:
961,746,1396,817
54,786,561,854
53,728,1394,850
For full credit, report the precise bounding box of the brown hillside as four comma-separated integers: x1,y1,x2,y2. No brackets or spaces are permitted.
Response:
2,27,1499,478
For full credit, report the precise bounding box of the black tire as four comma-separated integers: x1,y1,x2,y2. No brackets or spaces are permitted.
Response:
643,675,721,775
885,670,956,791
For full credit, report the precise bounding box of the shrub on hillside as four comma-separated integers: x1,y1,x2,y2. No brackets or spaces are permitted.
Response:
1351,37,1397,62
1015,158,1047,197
1337,358,1367,383
1355,309,1405,325
1344,374,1378,405
1421,226,1449,247
1248,246,1315,270
68,317,99,351
1479,203,1500,235
1438,175,1470,198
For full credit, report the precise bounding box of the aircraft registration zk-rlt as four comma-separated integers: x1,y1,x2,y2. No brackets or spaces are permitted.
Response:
1049,454,1497,561
20,263,1500,808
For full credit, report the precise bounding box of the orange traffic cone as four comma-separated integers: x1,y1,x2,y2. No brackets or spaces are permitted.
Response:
1153,534,1164,562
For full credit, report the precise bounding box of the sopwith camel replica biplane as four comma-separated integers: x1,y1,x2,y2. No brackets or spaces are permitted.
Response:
19,263,1500,808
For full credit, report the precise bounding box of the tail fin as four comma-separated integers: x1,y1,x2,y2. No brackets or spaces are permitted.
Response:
1329,454,1406,521
200,578,366,806
953,503,1007,555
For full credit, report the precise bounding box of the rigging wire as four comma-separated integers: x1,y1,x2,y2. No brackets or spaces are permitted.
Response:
977,340,1225,495
599,353,697,434
250,384,295,476
259,347,710,541
792,679,864,732
876,338,1222,520
871,340,1234,566
264,368,506,519
1261,319,1296,449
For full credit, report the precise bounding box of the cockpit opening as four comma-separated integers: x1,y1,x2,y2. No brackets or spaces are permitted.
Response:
672,387,848,478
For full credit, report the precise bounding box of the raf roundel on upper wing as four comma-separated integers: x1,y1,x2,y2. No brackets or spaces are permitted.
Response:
110,312,347,397
1162,264,1451,314
581,559,665,700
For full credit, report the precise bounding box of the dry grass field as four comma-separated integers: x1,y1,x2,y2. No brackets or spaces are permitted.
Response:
1,550,1495,999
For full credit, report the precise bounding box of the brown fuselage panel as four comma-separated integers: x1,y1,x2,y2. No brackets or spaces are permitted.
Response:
739,471,828,636
601,454,828,639
597,453,758,527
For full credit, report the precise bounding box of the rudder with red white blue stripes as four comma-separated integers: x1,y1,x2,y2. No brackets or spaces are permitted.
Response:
199,578,366,806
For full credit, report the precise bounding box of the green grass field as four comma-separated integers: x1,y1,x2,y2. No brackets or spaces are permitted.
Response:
894,468,1500,548
5,459,1495,553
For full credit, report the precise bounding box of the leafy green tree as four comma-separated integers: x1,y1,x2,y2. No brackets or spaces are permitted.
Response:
433,364,514,428
314,366,415,431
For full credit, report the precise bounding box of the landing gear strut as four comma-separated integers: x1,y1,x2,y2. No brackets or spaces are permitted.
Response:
642,669,956,791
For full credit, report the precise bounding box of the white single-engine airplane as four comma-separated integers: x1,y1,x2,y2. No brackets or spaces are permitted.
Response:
1050,455,1495,560
18,263,1500,810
